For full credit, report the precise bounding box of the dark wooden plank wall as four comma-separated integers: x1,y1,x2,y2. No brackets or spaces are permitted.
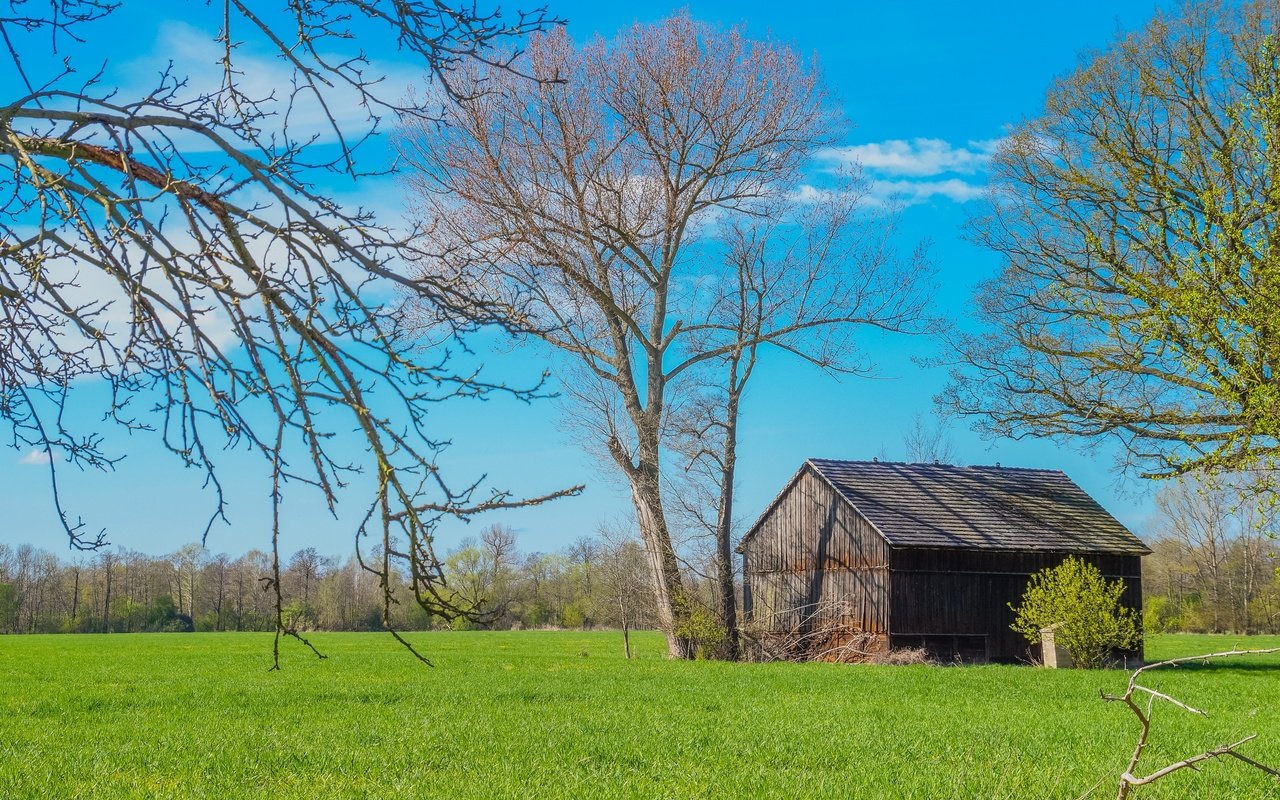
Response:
742,467,890,636
888,549,1143,662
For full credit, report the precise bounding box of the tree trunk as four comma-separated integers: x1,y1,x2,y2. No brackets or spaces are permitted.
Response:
620,596,632,660
102,562,112,634
70,567,79,623
631,473,691,658
715,390,742,661
627,437,691,655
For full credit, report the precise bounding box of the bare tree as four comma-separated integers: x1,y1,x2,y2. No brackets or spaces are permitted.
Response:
672,179,934,660
401,15,934,657
596,519,653,657
440,525,522,623
1144,472,1278,633
1150,478,1233,633
0,1,575,665
903,412,957,464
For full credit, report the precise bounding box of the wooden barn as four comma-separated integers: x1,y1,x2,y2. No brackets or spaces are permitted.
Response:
738,459,1149,663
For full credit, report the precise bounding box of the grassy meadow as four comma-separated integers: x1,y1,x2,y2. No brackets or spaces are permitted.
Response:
1,631,1278,799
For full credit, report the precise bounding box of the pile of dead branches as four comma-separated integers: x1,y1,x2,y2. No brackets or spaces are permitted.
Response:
742,599,929,664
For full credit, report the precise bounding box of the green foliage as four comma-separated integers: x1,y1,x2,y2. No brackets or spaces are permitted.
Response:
0,582,17,631
0,632,1278,798
1142,595,1179,635
947,2,1280,482
282,601,319,631
111,597,144,632
672,595,725,659
448,615,479,632
560,601,587,630
1011,557,1141,669
144,595,193,633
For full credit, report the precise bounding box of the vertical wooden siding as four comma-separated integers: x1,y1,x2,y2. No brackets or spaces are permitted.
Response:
742,467,890,635
888,549,1143,662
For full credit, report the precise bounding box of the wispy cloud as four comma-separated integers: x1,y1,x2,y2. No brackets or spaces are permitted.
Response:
118,20,422,152
819,138,1003,177
19,449,57,465
868,178,989,204
790,177,987,208
812,136,1005,206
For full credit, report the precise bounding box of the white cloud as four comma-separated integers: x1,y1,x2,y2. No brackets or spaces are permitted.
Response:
819,137,1005,177
790,177,987,208
869,178,989,205
117,20,422,152
19,449,58,465
790,184,834,204
808,136,1006,206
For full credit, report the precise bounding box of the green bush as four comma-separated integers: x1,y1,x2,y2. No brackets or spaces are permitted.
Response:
1142,594,1176,634
560,601,587,630
1010,556,1141,669
672,595,725,660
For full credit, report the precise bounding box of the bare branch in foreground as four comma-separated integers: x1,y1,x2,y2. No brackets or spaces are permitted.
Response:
1100,647,1280,799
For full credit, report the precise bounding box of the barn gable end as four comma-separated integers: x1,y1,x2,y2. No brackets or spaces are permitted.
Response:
741,464,891,649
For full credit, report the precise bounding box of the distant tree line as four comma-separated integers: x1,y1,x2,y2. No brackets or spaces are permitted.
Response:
1142,474,1280,635
0,526,658,636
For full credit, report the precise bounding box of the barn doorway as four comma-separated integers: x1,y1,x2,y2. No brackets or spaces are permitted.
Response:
889,634,990,663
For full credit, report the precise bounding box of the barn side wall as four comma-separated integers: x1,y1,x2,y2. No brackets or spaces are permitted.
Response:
742,468,890,652
887,549,1144,663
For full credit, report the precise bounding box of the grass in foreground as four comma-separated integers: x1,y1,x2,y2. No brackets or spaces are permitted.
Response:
1,631,1278,799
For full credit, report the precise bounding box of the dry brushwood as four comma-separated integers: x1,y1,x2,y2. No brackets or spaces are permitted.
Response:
742,599,928,665
1099,647,1280,799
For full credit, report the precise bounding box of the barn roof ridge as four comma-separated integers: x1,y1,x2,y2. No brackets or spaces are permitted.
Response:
737,457,1149,556
807,457,1066,474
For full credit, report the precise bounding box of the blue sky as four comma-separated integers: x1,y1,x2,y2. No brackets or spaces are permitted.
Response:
2,1,1173,558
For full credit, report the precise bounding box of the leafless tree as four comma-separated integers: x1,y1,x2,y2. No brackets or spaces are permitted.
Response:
903,411,957,464
400,15,934,657
665,179,933,659
0,1,576,666
596,518,653,658
1144,472,1278,633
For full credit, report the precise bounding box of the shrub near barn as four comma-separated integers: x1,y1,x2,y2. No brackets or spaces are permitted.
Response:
1011,556,1141,668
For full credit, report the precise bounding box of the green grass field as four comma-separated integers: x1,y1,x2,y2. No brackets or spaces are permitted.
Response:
1,632,1278,799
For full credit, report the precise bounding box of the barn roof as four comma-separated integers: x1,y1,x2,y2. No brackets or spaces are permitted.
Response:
740,459,1149,555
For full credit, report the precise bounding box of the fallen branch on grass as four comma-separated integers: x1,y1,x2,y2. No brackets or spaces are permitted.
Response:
1100,647,1280,799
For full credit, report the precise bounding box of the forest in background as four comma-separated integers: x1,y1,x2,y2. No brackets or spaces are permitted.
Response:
0,526,659,636
4,470,1280,638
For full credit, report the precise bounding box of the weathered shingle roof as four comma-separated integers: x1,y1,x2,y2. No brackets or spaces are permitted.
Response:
745,459,1149,555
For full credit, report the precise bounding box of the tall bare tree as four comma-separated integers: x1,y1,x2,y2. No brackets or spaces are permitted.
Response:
401,15,934,657
1144,471,1278,633
903,412,957,464
668,182,933,658
0,1,572,665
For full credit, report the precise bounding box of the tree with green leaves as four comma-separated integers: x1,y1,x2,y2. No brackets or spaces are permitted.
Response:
945,1,1280,484
1011,557,1141,669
